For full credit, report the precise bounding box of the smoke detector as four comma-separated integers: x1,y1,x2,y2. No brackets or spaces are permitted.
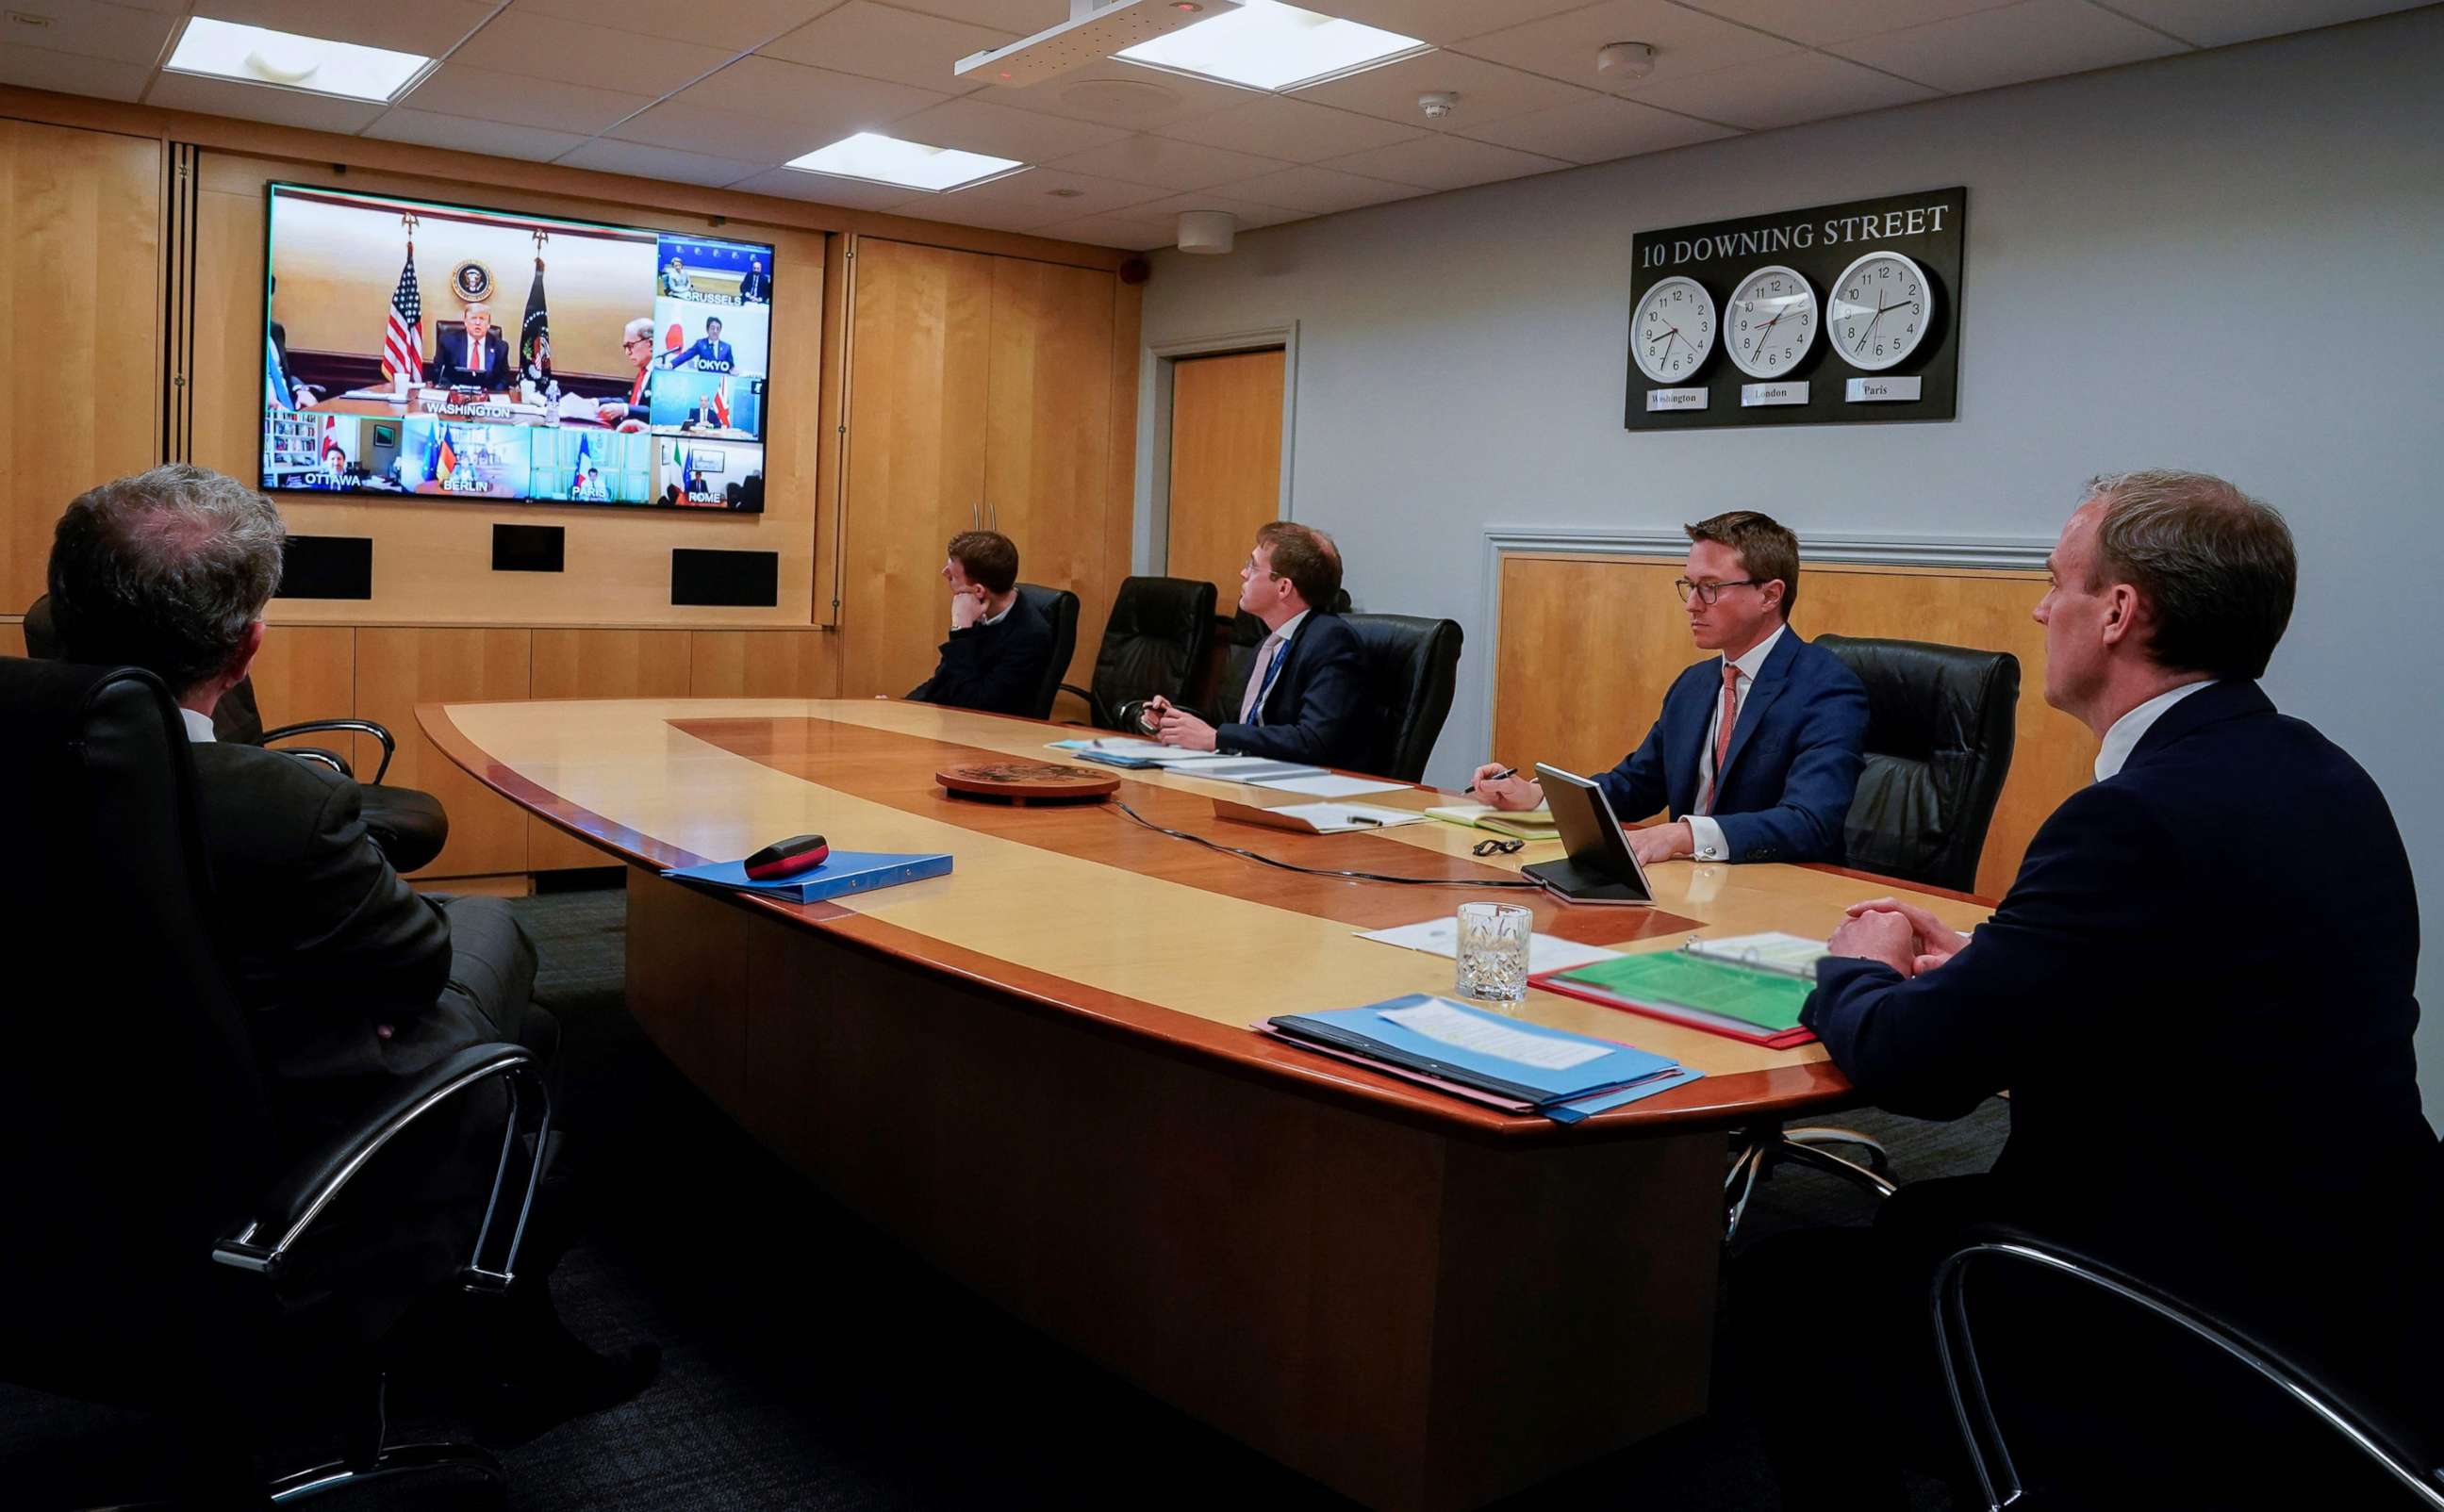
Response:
956,0,1242,89
1418,90,1459,120
1596,41,1657,84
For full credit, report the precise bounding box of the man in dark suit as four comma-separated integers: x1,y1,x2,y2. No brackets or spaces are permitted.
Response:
1147,521,1366,768
739,257,770,302
907,529,1056,717
44,464,655,1426
1472,510,1868,865
1742,471,2437,1509
666,315,735,372
428,302,509,390
595,316,657,428
267,273,320,407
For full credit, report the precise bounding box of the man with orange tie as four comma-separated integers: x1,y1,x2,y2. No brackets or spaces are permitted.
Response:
594,317,658,429
1470,510,1868,865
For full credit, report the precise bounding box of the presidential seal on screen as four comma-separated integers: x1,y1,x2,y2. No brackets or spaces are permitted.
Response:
450,259,494,304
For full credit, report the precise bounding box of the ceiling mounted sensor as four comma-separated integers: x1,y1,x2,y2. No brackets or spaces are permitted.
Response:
1177,210,1236,255
1417,90,1458,121
1596,41,1657,85
956,0,1242,89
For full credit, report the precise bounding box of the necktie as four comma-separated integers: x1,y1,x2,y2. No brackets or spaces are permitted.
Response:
1702,660,1740,815
1241,636,1286,724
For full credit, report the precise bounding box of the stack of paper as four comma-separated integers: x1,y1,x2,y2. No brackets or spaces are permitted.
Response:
1214,799,1425,834
1357,917,1624,975
1262,994,1701,1125
1423,801,1561,840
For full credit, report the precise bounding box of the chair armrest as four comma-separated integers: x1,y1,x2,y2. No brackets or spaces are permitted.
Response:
214,1042,551,1294
261,718,396,784
1056,682,1103,728
278,746,354,778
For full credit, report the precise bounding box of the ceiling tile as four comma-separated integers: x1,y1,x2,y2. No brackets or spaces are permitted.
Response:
2082,0,2429,48
1132,189,1312,229
449,10,738,98
89,0,181,12
1154,95,1427,162
555,136,767,186
1319,132,1569,189
991,59,1261,131
759,0,1016,92
1623,49,1938,129
1032,213,1177,249
919,165,1167,227
144,71,388,132
1318,0,1587,45
1832,0,2188,92
1463,93,1741,163
875,0,1067,27
512,0,846,53
402,62,657,134
4,1,177,66
1290,49,1595,131
1210,162,1418,213
362,107,595,161
0,41,151,99
883,93,1129,158
726,165,928,208
1675,0,2023,47
1046,133,1284,190
1454,0,1800,88
192,0,501,59
608,97,835,161
669,54,947,131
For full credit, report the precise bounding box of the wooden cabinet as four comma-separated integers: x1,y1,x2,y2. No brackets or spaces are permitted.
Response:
841,240,1118,697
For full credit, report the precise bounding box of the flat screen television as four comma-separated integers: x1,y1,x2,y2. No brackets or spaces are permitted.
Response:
260,183,773,513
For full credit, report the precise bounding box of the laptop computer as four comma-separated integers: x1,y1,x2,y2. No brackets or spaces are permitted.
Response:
1521,764,1656,906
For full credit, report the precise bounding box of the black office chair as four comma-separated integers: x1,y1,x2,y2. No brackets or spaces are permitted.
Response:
1342,613,1462,782
1013,582,1081,722
1817,634,2020,894
25,594,450,872
1064,575,1216,731
0,657,548,1506
1933,1224,2444,1510
1724,636,2019,1238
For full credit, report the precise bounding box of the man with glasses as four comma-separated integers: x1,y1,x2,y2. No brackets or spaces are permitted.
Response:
594,317,660,429
1471,510,1867,865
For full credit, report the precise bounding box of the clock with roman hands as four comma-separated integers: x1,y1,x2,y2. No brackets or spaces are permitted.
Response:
1630,275,1716,385
1828,250,1932,371
1725,264,1818,379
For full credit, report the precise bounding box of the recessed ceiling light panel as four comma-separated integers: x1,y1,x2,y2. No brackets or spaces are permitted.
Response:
166,17,431,103
955,0,1244,89
1118,0,1426,92
785,133,1026,193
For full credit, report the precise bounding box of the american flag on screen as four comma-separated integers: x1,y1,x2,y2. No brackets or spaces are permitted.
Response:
380,247,422,383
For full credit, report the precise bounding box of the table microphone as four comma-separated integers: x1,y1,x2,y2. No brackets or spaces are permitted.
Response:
745,834,830,880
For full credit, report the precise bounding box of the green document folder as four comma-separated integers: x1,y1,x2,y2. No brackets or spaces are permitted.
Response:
1548,952,1814,1033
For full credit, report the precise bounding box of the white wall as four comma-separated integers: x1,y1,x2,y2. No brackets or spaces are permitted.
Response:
1139,7,2444,1121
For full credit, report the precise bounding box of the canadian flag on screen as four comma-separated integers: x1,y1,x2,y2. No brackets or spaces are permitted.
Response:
380,243,422,384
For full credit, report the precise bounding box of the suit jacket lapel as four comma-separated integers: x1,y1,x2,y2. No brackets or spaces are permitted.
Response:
1259,616,1309,723
1717,631,1799,788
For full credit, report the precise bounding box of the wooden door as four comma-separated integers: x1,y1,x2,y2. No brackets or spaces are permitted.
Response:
1165,348,1284,614
0,121,161,612
840,239,993,698
984,258,1115,686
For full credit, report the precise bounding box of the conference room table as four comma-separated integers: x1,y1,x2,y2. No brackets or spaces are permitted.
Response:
421,698,1990,1512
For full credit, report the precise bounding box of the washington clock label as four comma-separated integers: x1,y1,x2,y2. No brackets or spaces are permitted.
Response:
1626,187,1964,432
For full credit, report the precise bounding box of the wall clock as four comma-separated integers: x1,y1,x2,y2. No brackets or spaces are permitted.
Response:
1829,250,1932,371
1725,265,1817,379
1630,275,1716,385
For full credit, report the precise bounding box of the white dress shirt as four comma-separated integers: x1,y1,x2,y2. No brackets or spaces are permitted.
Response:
180,707,216,744
1687,624,1787,863
2093,678,2213,782
1240,609,1308,726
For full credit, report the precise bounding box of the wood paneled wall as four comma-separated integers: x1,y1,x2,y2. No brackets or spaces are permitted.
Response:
0,118,161,613
1493,552,2095,898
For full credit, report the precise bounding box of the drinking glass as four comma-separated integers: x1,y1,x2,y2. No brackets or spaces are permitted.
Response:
1455,902,1532,1004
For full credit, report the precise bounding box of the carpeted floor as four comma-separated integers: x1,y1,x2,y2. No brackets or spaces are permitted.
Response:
1,879,2005,1510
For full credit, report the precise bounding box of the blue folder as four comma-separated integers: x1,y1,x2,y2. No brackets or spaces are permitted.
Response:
662,849,951,904
1268,994,1700,1124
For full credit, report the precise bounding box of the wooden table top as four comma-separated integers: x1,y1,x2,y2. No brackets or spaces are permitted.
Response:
421,698,1993,1142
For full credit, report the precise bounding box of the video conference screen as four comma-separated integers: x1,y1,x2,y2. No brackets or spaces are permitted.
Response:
260,184,773,513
